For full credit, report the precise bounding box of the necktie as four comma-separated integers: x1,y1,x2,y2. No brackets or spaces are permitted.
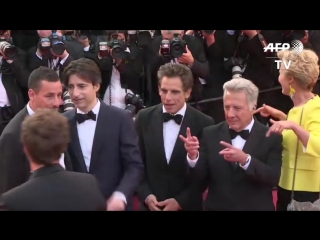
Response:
163,112,183,125
76,110,96,124
229,129,250,140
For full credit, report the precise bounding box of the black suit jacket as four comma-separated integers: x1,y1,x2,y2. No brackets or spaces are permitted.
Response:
1,49,30,114
0,106,73,194
191,120,282,211
136,104,214,211
0,164,106,211
63,102,144,210
26,46,74,76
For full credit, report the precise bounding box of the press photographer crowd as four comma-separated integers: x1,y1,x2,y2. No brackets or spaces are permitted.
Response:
0,29,319,211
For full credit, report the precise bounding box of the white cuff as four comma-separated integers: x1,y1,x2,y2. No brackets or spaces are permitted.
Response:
112,191,127,204
187,152,199,168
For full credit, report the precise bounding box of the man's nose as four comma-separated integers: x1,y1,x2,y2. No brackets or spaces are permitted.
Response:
227,109,235,117
165,93,172,101
55,96,63,106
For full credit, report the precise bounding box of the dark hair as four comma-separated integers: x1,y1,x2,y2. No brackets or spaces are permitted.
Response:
157,63,194,91
62,58,102,86
21,109,70,166
28,66,60,93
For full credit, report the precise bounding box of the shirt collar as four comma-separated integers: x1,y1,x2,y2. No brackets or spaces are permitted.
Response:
229,118,254,132
27,102,35,115
76,99,100,115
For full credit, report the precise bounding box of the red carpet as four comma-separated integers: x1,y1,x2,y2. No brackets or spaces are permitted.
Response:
133,190,278,211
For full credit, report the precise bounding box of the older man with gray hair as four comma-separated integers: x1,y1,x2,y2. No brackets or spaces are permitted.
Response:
180,78,283,211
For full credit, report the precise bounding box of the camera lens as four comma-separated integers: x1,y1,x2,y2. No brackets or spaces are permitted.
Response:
52,42,65,55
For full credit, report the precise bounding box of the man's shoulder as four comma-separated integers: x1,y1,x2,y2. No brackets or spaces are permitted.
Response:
0,108,27,138
101,102,131,118
187,105,214,124
203,121,225,133
63,109,76,120
136,104,162,123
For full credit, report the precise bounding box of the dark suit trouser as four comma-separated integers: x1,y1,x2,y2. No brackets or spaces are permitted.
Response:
277,186,320,211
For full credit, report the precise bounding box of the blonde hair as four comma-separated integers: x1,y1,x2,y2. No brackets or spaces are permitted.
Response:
223,78,259,108
277,49,319,91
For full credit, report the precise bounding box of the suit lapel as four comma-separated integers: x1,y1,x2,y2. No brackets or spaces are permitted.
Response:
169,106,193,165
89,103,109,173
69,110,87,172
219,122,237,169
242,121,265,155
63,151,73,171
150,105,167,166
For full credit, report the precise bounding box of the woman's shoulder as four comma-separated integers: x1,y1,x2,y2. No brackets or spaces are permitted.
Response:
304,95,320,117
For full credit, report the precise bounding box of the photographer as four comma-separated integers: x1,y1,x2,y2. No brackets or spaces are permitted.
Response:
26,30,74,76
224,30,284,123
149,30,209,105
55,30,85,60
0,30,29,134
186,30,231,122
84,30,144,112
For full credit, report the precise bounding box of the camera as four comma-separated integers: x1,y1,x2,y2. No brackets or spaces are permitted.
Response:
160,34,186,58
128,30,153,47
62,91,75,112
0,41,18,60
125,104,137,117
127,30,138,46
99,42,109,58
107,39,127,60
125,93,145,115
223,57,244,79
49,33,66,55
38,38,51,57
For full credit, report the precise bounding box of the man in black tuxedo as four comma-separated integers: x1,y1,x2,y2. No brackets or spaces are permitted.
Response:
0,67,73,194
0,109,105,211
148,30,209,105
62,58,144,211
136,63,214,211
181,78,282,211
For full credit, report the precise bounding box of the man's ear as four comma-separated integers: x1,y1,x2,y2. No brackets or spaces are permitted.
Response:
252,104,257,111
93,83,100,92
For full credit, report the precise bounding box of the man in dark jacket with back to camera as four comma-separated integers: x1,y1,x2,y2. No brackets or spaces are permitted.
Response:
0,109,106,211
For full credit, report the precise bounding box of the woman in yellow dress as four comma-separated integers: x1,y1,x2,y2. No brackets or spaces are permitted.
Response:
255,49,320,211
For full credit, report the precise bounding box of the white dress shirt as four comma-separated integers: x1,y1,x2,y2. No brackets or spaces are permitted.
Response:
163,103,186,163
0,56,10,107
76,100,126,203
26,103,65,169
145,103,186,203
187,118,255,170
103,66,133,109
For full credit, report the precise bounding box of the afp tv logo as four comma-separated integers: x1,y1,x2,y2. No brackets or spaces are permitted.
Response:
263,40,304,70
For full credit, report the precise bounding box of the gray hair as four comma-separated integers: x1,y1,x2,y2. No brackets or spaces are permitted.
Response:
223,78,259,108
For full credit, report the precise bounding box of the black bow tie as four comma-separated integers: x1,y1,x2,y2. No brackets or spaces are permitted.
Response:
76,110,96,124
229,129,250,140
163,112,183,125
